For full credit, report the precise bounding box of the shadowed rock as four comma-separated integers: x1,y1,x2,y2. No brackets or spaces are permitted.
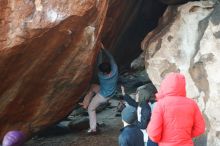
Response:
159,0,198,5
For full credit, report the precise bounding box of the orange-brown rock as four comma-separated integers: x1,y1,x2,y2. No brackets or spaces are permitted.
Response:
0,0,167,140
0,0,108,139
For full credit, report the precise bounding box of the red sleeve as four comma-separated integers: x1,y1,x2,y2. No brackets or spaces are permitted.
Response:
147,102,163,142
191,101,205,138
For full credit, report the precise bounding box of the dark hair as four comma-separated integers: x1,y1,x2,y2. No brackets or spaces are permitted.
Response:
99,62,111,74
149,95,157,104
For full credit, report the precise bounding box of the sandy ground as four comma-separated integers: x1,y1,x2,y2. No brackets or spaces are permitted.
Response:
25,99,123,146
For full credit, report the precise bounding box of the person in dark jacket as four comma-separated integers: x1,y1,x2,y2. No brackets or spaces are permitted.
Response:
119,106,144,146
121,83,158,146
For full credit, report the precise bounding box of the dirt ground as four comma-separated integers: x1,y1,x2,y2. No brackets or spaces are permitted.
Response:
24,70,149,146
25,99,123,146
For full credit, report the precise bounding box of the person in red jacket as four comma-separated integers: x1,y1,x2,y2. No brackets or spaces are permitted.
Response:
147,72,205,146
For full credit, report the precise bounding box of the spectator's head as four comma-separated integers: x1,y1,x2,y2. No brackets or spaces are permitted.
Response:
137,83,157,105
156,72,186,101
98,62,111,74
121,106,137,125
137,87,148,103
2,131,26,146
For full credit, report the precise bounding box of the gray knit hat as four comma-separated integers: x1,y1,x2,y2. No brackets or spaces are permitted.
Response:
121,106,137,124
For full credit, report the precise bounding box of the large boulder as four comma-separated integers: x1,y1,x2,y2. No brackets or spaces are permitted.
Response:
142,1,220,146
0,0,108,139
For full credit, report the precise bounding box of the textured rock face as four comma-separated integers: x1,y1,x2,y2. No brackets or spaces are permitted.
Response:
142,1,220,145
0,0,108,139
102,0,167,67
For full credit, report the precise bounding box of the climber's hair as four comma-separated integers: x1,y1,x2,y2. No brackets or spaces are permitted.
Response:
99,62,111,74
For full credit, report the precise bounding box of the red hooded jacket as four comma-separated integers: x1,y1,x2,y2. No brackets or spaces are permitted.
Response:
147,73,205,146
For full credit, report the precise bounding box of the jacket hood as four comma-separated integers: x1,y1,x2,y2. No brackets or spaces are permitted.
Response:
156,72,186,100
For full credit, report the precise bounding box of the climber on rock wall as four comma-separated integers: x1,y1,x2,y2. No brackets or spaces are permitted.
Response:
79,42,118,134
